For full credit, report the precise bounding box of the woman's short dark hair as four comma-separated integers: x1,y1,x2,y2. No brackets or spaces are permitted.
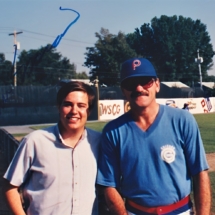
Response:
57,81,96,112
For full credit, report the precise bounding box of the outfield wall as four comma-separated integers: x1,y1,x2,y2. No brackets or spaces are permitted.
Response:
0,96,214,126
99,97,215,120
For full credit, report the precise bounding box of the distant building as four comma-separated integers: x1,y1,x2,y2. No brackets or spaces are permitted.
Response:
195,82,215,97
70,79,93,85
197,82,215,90
161,82,190,88
157,82,194,98
58,79,93,86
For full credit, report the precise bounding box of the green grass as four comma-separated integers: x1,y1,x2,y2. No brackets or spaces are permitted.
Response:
11,114,215,212
85,122,107,132
29,121,108,133
12,133,28,137
13,113,215,153
193,113,215,153
30,124,54,130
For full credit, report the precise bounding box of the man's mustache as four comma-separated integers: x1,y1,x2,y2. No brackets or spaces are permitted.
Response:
130,91,149,98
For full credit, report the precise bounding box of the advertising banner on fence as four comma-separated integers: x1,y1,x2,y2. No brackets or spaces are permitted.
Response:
99,97,215,120
99,100,124,120
156,97,215,114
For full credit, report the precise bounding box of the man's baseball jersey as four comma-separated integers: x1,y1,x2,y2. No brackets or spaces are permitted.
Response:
97,105,208,208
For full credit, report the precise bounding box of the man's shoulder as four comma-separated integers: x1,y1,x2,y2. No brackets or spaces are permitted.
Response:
86,127,101,136
161,104,195,124
85,128,101,149
86,127,101,141
103,112,130,132
24,124,57,142
162,104,191,116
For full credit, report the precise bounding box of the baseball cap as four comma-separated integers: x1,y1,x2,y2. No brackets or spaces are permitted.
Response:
120,58,157,83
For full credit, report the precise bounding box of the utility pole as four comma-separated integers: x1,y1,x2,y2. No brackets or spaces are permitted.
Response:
94,76,100,120
195,49,203,90
9,31,23,86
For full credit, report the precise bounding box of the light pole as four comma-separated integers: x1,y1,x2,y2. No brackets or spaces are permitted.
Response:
195,49,203,90
94,76,100,120
9,31,23,86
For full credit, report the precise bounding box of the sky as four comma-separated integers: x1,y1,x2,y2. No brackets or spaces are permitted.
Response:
1,0,215,77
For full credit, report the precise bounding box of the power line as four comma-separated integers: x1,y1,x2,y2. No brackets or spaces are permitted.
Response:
0,27,95,45
23,29,94,45
17,35,89,48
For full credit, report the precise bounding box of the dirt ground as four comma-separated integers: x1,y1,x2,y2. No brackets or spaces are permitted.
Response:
206,153,215,172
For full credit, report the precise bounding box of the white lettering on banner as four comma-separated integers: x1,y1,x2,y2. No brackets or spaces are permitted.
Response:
100,103,120,115
99,100,124,120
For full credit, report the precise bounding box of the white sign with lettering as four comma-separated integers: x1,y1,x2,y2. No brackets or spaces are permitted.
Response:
99,100,124,120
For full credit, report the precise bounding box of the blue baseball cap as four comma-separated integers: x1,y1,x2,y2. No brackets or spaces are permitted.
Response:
120,58,157,83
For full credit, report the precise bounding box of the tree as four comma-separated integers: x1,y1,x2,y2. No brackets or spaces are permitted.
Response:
84,28,138,86
127,15,215,85
0,53,13,85
204,75,215,82
16,46,77,85
75,71,89,79
0,53,5,64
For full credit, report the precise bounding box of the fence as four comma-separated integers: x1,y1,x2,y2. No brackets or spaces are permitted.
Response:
0,85,98,126
1,85,213,126
0,129,19,167
0,85,57,107
0,129,19,215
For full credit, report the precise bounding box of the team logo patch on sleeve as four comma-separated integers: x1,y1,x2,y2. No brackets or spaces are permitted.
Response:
161,145,176,164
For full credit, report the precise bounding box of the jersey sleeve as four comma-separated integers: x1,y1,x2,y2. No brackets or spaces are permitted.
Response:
182,113,209,176
96,128,121,188
3,135,34,186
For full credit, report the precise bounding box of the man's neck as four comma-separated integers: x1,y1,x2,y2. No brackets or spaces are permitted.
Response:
58,123,85,148
131,103,160,131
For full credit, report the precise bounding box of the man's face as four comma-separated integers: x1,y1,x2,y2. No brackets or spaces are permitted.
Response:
58,91,89,132
122,77,160,109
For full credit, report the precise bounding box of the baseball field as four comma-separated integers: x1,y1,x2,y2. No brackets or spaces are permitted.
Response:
12,112,215,212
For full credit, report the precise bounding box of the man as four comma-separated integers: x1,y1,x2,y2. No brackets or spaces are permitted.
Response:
97,58,211,215
3,81,101,215
182,103,189,111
